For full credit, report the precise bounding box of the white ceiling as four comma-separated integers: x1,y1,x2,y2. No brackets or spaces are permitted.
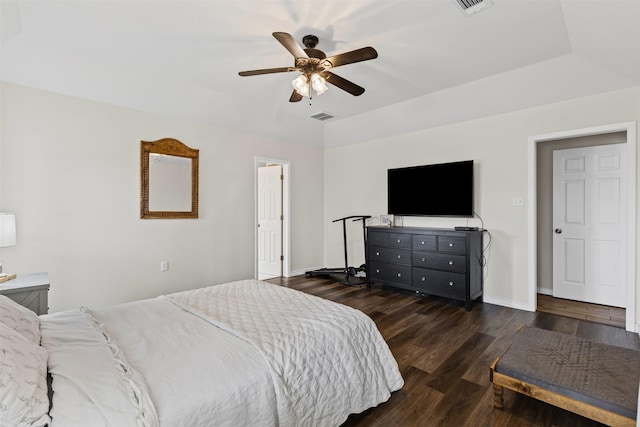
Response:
1,0,639,148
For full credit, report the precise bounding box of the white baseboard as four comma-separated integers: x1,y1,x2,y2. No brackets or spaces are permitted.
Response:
537,287,553,296
483,296,534,312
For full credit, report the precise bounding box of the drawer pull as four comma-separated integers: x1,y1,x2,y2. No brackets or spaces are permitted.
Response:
449,242,454,247
421,257,426,262
448,261,454,266
397,255,402,259
397,273,402,277
421,277,426,282
397,239,401,243
421,241,425,245
376,269,380,273
448,281,454,286
376,252,380,256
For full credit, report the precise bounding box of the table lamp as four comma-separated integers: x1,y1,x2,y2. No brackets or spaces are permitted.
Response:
0,213,16,281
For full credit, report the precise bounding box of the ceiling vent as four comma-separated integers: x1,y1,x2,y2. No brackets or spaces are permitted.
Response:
310,111,335,121
454,0,492,15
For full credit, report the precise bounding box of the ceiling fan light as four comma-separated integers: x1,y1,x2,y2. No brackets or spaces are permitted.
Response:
311,73,328,95
292,74,310,97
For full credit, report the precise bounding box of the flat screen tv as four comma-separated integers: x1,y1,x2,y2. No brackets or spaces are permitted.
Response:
387,160,473,217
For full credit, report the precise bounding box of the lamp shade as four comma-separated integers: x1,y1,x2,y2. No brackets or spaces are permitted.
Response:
0,213,16,247
311,73,328,95
292,74,310,97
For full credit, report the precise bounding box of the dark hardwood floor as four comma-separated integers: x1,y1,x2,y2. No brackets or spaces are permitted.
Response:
266,275,640,427
537,293,626,328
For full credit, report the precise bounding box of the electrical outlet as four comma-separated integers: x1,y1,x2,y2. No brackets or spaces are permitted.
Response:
512,197,525,207
160,261,169,272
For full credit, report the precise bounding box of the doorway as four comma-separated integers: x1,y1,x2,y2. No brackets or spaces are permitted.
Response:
528,122,636,331
255,157,290,280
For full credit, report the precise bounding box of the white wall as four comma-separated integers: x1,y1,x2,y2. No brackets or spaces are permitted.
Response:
0,83,324,312
323,87,640,324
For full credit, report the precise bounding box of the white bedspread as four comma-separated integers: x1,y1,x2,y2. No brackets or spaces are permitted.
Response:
40,279,403,427
167,279,404,427
40,308,159,427
41,297,278,427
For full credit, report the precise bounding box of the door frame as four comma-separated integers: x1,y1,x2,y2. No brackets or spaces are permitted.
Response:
527,121,636,332
255,157,290,279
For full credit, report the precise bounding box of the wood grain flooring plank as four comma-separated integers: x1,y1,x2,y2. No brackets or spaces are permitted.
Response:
466,387,520,427
531,311,579,335
600,323,640,349
428,378,486,426
537,294,625,328
423,332,495,395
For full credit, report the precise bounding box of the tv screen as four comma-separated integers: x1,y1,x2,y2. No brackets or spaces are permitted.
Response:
387,160,473,217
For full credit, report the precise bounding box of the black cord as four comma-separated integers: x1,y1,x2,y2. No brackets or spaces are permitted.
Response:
473,211,491,277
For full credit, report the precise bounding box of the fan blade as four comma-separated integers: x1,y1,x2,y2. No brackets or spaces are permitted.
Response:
273,32,309,59
324,47,378,68
239,67,297,77
322,72,365,96
289,91,303,103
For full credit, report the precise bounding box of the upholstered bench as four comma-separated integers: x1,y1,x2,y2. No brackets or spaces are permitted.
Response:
490,326,639,427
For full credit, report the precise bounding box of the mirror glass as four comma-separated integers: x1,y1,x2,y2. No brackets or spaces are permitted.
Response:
149,154,192,211
141,138,199,219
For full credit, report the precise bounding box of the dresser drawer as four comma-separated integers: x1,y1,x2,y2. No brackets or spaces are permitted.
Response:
412,235,437,251
437,236,466,254
369,262,412,287
412,252,466,274
412,268,466,299
368,230,389,247
369,246,411,265
389,233,412,249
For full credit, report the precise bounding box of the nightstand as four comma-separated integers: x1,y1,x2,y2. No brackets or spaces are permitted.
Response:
0,272,50,315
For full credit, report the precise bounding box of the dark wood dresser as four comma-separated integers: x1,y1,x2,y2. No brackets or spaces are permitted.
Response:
367,226,484,311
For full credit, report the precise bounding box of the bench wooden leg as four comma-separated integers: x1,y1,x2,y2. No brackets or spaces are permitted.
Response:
489,357,504,409
493,383,504,408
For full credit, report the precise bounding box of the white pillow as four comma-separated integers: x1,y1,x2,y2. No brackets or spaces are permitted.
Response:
0,323,51,427
0,295,40,345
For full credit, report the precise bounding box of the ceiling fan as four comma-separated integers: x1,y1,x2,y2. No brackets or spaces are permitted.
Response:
238,32,378,102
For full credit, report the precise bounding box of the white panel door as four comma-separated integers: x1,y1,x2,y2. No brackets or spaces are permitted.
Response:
552,144,626,307
258,165,283,279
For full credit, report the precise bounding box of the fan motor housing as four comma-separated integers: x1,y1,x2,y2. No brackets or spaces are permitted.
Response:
302,35,319,48
302,35,326,59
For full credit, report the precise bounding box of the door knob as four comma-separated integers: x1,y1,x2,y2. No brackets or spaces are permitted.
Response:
554,228,563,234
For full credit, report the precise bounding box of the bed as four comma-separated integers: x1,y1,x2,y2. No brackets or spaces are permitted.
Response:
0,279,404,427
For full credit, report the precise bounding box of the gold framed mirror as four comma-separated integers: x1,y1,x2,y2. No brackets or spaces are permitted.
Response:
141,138,199,219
